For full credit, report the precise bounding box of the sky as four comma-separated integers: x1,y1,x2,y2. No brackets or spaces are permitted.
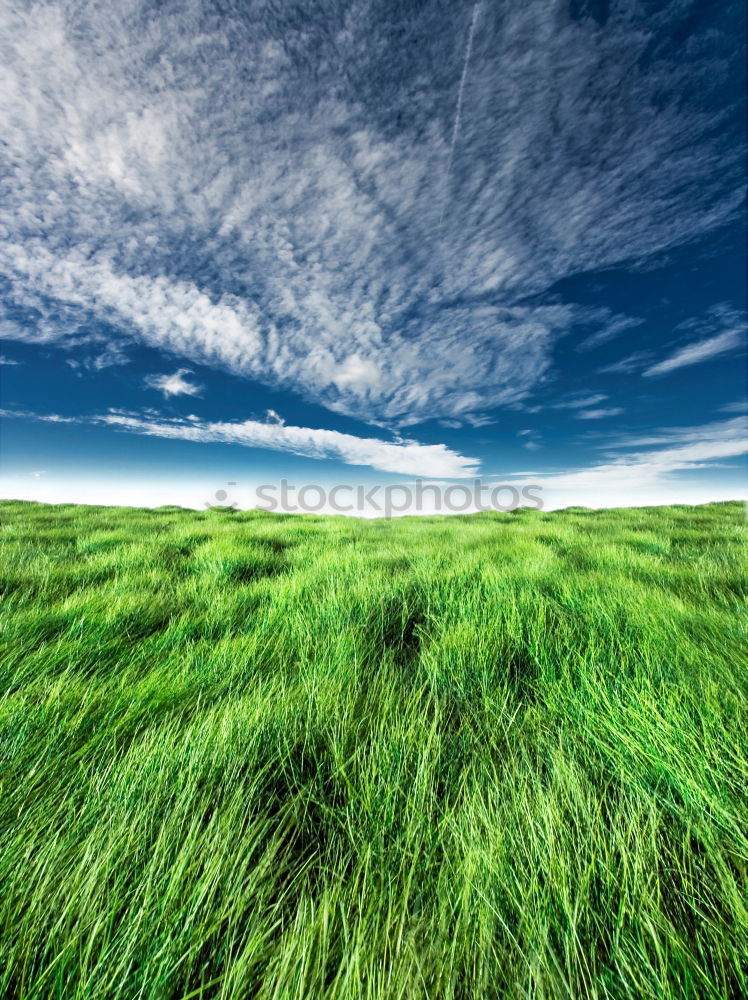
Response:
0,0,746,514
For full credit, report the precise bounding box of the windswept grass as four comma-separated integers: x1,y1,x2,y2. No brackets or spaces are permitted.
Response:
0,499,746,999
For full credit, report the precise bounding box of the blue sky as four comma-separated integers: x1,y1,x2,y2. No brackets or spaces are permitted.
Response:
0,0,746,512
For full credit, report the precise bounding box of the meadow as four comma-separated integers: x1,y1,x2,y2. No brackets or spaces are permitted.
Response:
0,498,745,1000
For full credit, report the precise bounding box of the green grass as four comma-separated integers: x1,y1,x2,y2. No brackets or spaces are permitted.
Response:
0,499,746,1000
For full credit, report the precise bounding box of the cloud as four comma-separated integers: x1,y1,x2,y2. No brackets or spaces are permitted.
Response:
643,306,746,376
331,354,381,391
517,429,543,452
144,368,202,398
597,351,654,375
550,393,608,410
0,355,22,365
537,417,748,492
0,240,565,424
64,341,130,373
576,407,624,420
576,316,645,351
589,417,748,451
0,407,77,423
643,329,743,376
517,428,542,450
599,305,747,378
0,0,743,425
89,343,129,370
1,406,480,478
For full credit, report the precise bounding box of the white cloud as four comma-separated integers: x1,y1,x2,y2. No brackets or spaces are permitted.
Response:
62,341,130,372
3,413,744,513
644,328,745,377
1,406,480,479
597,351,653,375
144,368,202,398
598,417,747,451
719,400,747,414
550,393,608,410
331,354,381,391
0,354,22,365
600,305,747,379
0,407,77,424
517,428,542,450
576,316,645,351
576,407,624,420
537,417,748,492
0,240,563,423
0,0,742,425
90,343,129,370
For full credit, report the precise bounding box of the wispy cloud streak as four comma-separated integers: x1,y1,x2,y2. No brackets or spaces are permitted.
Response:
538,418,748,491
0,407,480,478
644,329,745,376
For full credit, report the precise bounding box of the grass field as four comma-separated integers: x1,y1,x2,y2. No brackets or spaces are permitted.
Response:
0,499,746,999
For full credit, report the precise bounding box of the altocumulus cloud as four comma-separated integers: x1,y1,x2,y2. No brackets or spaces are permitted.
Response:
0,1,744,426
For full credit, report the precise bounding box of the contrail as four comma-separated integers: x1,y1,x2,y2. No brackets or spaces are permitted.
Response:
440,1,481,226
